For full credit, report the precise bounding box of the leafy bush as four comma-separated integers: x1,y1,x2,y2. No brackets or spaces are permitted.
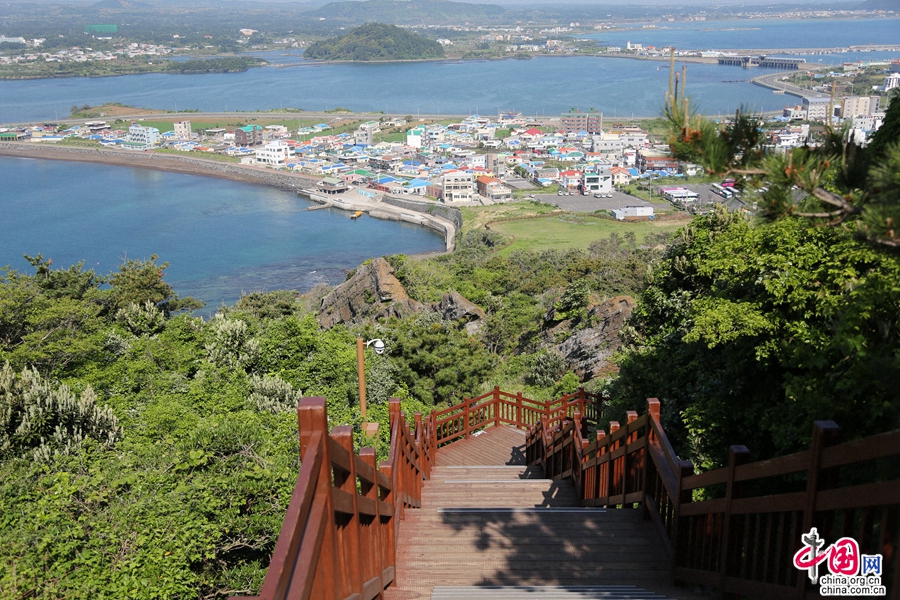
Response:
248,374,302,414
116,301,166,336
526,349,566,388
205,316,260,370
0,362,122,462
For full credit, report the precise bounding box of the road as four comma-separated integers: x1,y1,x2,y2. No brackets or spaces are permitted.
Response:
750,70,822,101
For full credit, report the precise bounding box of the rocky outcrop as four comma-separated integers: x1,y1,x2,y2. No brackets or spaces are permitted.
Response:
316,253,496,330
438,291,486,323
553,295,634,380
316,259,488,329
317,258,424,328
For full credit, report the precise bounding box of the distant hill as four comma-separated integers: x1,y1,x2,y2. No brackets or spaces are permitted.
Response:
91,0,150,8
304,23,445,61
305,0,506,25
858,0,898,10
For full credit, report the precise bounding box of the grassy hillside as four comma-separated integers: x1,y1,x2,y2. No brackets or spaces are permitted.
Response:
305,23,445,61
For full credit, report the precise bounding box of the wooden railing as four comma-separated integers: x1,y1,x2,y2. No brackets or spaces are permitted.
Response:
430,385,601,446
229,396,432,600
526,398,900,599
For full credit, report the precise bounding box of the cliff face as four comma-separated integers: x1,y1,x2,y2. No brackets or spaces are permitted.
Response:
317,258,485,329
317,258,629,381
550,295,634,380
317,258,423,328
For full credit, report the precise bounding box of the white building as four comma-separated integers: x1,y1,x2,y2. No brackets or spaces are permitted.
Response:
355,123,377,146
441,171,474,203
173,121,192,140
125,124,160,150
254,140,291,167
885,73,900,91
407,126,425,149
802,97,831,121
840,96,880,118
613,205,654,220
583,167,613,195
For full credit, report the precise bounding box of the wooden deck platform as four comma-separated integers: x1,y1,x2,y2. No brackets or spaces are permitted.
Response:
436,426,528,466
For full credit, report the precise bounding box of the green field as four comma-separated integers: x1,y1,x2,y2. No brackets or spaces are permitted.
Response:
488,213,686,254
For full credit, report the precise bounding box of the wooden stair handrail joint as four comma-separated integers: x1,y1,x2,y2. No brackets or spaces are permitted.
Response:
525,397,900,599
229,396,429,600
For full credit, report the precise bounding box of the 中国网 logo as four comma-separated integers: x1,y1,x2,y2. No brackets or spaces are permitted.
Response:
793,527,886,597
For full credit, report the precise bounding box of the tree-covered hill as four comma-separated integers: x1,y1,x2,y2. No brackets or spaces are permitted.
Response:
304,23,445,61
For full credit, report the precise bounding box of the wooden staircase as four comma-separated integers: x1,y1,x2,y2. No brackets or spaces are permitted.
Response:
384,427,692,600
230,390,900,600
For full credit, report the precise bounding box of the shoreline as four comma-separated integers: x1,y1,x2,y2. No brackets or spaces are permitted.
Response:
0,143,457,252
5,38,899,81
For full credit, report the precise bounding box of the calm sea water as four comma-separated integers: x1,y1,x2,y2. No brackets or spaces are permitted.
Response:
586,17,900,52
0,157,444,311
2,18,897,124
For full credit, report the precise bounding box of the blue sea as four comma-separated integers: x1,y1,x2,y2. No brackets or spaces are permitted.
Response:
585,17,900,53
0,157,444,311
1,17,897,308
1,18,898,124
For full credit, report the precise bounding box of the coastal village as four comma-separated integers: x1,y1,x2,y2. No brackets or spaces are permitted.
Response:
1,56,894,218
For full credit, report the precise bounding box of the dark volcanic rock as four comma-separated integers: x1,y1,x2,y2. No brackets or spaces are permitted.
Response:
317,258,487,329
555,295,634,380
317,258,424,328
437,291,486,323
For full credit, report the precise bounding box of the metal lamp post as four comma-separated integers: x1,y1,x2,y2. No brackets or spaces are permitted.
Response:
356,337,385,421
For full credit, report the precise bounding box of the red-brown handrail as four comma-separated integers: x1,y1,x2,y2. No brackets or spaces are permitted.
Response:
431,385,602,445
229,396,430,600
526,398,900,599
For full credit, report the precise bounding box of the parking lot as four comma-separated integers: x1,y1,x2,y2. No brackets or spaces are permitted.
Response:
529,191,672,213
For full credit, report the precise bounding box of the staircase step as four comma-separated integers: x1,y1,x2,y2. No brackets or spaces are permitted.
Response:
433,466,546,480
436,507,606,514
431,585,672,599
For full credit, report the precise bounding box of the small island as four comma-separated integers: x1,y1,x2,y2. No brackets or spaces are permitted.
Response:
0,55,266,81
304,23,445,61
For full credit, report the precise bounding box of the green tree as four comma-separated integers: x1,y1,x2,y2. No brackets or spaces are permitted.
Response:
109,254,204,315
607,207,900,470
663,63,900,249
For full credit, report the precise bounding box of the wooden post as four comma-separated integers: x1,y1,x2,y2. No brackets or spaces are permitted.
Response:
333,426,363,597
357,337,367,421
608,421,620,506
642,399,661,521
361,446,385,594
798,421,841,597
673,458,694,581
494,386,501,427
516,392,523,428
429,412,437,466
718,445,751,598
647,398,661,441
624,411,639,504
379,457,396,575
463,397,471,439
414,412,424,479
595,430,606,501
389,399,404,522
298,397,340,598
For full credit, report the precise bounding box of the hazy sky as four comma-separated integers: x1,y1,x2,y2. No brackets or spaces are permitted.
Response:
15,0,866,4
